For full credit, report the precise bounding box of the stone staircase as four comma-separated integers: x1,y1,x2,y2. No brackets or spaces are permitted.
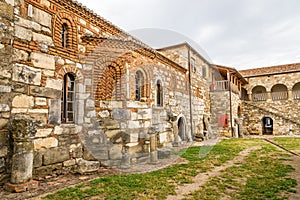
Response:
243,101,300,127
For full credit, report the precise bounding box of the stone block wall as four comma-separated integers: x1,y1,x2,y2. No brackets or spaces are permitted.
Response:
241,100,300,135
0,0,216,184
0,0,15,183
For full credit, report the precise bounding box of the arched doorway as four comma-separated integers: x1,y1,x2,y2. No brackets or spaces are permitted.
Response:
178,117,185,141
262,117,273,135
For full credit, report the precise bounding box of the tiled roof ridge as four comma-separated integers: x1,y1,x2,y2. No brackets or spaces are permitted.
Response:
240,62,300,77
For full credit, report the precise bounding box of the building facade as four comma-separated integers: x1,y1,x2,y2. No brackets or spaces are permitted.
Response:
0,0,299,190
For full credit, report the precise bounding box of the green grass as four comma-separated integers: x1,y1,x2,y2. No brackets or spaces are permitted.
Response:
44,139,297,200
184,144,297,200
272,137,300,151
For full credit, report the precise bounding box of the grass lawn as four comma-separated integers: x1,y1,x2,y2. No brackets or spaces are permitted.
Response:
272,137,300,152
44,138,297,200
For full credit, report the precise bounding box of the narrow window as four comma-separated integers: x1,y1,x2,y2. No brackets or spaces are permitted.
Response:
191,58,196,73
61,23,68,48
156,80,163,106
202,66,207,78
61,73,75,123
135,71,144,101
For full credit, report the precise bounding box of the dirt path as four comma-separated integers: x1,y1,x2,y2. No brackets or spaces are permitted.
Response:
166,146,261,200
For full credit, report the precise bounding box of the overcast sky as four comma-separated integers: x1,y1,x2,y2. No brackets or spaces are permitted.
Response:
76,0,300,70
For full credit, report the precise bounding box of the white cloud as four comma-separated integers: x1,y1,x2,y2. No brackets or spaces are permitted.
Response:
77,0,300,69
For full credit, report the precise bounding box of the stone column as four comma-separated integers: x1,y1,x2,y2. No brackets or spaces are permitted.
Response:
4,118,38,192
288,90,293,100
148,127,158,164
267,91,272,102
248,92,252,101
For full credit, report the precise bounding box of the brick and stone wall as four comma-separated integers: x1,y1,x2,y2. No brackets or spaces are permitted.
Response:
0,0,215,185
0,0,15,183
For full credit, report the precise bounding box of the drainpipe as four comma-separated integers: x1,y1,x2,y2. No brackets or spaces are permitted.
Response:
227,71,234,137
188,47,193,141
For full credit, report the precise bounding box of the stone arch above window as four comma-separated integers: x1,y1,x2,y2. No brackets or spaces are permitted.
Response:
52,12,78,49
252,85,267,101
56,65,83,83
271,84,288,100
292,82,300,100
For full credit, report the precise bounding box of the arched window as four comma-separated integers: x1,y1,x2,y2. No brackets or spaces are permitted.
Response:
61,73,75,123
135,71,144,101
252,86,267,101
271,84,288,100
292,82,300,100
61,23,68,48
156,80,163,106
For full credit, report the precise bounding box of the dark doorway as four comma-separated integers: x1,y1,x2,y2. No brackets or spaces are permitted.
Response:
178,117,185,140
262,117,273,135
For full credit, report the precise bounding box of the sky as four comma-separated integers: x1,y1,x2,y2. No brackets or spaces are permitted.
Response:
76,0,300,70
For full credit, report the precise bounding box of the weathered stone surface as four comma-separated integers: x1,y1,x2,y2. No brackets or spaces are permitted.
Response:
157,148,171,159
128,121,140,129
4,0,14,6
15,16,41,32
31,6,52,28
63,159,76,167
0,2,13,20
13,49,29,62
0,104,10,112
10,142,34,184
0,85,11,93
109,145,123,160
0,146,8,157
0,119,9,129
35,97,47,106
48,99,61,124
137,109,152,120
33,137,58,150
31,52,55,70
30,86,61,98
112,109,130,120
35,128,52,138
12,94,34,108
15,25,32,41
12,64,42,85
98,110,110,118
76,158,100,174
45,78,63,90
0,67,11,78
43,147,69,165
33,32,53,46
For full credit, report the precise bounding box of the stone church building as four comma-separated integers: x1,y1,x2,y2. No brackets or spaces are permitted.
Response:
0,0,299,191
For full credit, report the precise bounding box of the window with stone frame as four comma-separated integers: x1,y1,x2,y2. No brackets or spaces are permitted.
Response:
61,23,68,48
135,70,144,101
191,58,196,73
61,73,75,123
156,80,163,106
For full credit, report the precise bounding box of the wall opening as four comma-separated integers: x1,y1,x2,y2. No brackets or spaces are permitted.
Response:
178,117,185,141
262,117,273,135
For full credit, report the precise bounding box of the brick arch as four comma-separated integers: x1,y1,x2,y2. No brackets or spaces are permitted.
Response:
52,11,78,49
56,65,84,83
94,56,126,108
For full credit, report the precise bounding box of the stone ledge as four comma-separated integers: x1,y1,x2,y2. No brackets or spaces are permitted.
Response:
4,180,39,193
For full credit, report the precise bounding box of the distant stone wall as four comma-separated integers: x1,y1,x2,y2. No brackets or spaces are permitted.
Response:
241,100,300,135
241,71,300,136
